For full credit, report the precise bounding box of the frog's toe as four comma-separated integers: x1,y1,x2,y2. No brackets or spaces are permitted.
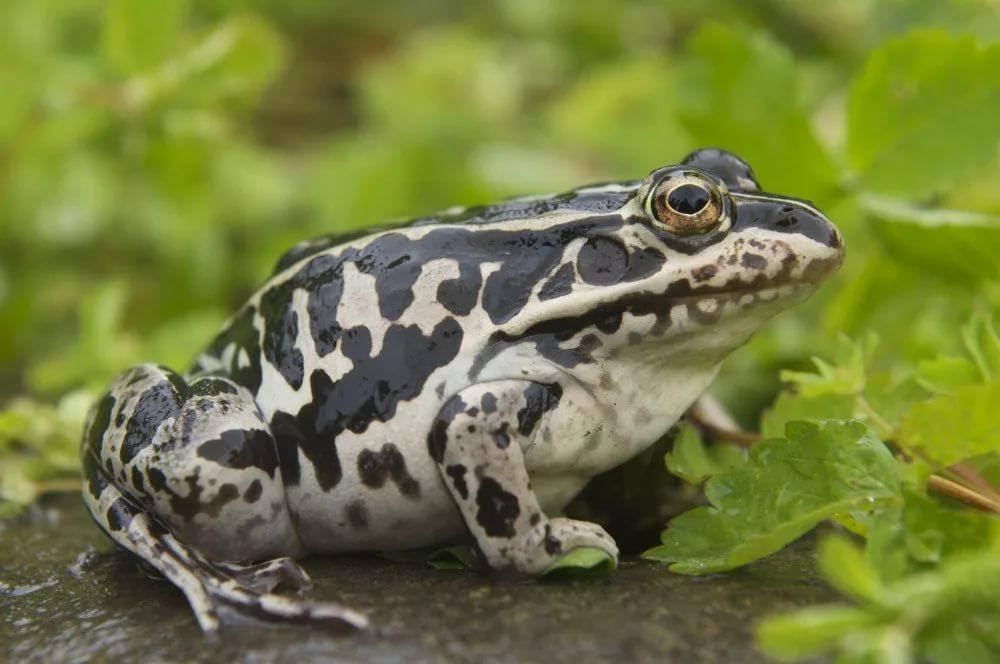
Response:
167,541,370,631
518,517,620,575
214,557,314,595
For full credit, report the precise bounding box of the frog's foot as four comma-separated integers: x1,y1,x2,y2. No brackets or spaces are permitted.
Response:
518,517,619,575
84,453,369,633
430,381,621,576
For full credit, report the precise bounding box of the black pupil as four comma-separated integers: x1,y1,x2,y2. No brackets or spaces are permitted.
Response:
667,183,710,215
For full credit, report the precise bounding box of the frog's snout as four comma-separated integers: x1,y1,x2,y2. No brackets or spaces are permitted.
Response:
731,192,845,281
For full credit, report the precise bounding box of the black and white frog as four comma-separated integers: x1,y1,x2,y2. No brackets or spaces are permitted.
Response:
81,149,843,632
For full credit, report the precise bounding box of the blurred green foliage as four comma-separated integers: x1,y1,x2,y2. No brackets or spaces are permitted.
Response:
1,0,999,660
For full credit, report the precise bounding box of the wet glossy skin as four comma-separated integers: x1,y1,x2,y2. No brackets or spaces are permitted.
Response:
80,149,843,632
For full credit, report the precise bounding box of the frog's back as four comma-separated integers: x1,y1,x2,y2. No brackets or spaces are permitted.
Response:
188,191,633,550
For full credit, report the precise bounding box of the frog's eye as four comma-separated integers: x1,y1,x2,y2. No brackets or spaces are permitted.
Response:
645,174,726,236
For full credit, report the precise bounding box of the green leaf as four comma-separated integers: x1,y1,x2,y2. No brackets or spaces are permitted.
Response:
664,424,745,485
863,196,1000,283
847,30,1000,198
962,309,1000,382
816,536,883,603
756,605,877,660
677,23,837,202
897,380,1000,467
102,0,189,75
868,489,995,581
427,545,476,570
542,546,617,578
547,57,691,170
780,334,875,398
917,356,981,394
760,392,856,439
644,420,900,574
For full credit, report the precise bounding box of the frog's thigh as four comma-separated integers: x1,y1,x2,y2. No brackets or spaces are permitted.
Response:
428,380,618,574
91,366,299,561
83,364,368,632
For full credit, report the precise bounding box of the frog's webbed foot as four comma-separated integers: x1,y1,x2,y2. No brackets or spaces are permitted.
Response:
84,453,369,633
430,381,620,575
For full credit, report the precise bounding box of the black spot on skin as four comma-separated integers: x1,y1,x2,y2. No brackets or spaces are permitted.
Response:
517,383,563,436
149,467,239,522
577,236,628,285
491,422,511,449
543,525,562,555
106,498,135,532
83,452,110,499
429,396,467,464
196,428,278,478
120,377,182,465
446,464,468,499
693,264,718,282
741,253,767,270
538,263,574,301
480,393,497,414
244,479,263,503
85,393,116,458
346,499,369,529
437,263,482,316
357,443,421,498
732,197,840,248
147,466,168,493
260,287,305,390
530,513,541,526
623,247,666,281
130,466,146,495
274,318,463,491
195,306,263,394
475,477,520,538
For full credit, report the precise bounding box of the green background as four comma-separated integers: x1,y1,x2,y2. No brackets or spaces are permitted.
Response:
1,0,998,503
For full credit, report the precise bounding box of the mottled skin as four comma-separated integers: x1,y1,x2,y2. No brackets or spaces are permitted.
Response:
81,150,843,632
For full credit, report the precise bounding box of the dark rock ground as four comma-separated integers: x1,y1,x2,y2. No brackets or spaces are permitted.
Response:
1,493,834,663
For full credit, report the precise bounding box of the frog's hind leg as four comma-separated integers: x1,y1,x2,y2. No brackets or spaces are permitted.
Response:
81,364,369,632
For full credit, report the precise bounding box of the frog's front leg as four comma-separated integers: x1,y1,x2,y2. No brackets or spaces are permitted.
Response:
81,364,368,633
429,381,618,574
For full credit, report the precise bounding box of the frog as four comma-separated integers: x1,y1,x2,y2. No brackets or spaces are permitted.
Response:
80,149,843,633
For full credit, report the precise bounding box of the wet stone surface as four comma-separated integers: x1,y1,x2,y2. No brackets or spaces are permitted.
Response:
1,494,835,663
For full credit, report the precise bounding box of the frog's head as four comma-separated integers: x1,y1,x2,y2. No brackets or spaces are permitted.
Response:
504,149,844,364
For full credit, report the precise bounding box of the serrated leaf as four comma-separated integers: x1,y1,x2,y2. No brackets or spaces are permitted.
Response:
664,424,745,485
868,489,995,582
644,420,900,574
760,392,856,439
897,380,1000,466
780,335,874,398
